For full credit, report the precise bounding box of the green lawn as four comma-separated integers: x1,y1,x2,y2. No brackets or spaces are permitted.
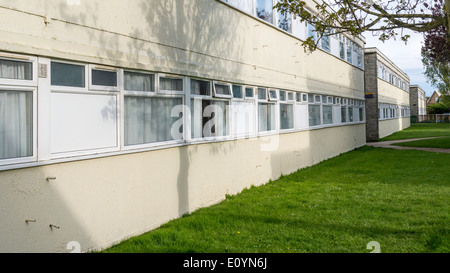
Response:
394,136,450,149
381,123,450,141
102,146,450,253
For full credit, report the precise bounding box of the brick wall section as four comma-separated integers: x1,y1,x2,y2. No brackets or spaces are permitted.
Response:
364,52,380,142
409,86,419,117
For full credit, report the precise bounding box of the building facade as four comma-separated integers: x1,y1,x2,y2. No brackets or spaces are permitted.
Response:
0,0,368,252
409,85,427,120
364,47,411,142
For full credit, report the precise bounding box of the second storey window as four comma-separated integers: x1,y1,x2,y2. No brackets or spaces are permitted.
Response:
256,0,273,24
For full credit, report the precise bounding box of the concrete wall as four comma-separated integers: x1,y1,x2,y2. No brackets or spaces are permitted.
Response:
0,0,366,252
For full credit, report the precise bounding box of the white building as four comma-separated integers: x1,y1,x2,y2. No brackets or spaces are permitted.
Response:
0,0,367,252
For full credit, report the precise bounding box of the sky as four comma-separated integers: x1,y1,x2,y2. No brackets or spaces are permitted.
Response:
362,29,436,97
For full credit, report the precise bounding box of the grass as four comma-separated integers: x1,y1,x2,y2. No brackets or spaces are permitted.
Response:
102,145,450,253
381,123,450,141
393,136,450,149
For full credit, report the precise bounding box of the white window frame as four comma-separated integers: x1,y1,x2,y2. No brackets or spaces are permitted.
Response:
0,53,38,87
279,91,295,132
89,64,120,92
257,87,268,101
287,91,295,102
268,89,278,101
244,86,256,100
0,86,37,167
122,69,157,95
158,73,185,95
213,81,233,99
190,78,212,98
257,86,277,135
50,59,88,92
314,94,321,104
231,84,245,100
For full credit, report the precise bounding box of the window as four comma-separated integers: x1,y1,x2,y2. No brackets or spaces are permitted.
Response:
124,72,184,146
279,90,294,130
341,99,347,123
0,90,34,160
232,98,255,137
125,96,183,145
222,0,253,14
89,65,119,91
258,102,276,132
191,79,211,96
159,74,183,93
213,82,232,98
92,69,117,86
277,3,292,33
0,59,33,81
191,99,229,139
257,87,276,133
232,85,243,99
51,61,85,88
256,0,274,24
294,93,308,129
124,71,154,92
268,89,278,101
257,88,267,100
308,94,321,127
339,38,345,60
279,90,286,101
280,103,294,130
245,87,255,99
307,22,317,42
321,31,330,52
346,42,352,63
287,92,294,102
322,104,333,125
348,106,354,122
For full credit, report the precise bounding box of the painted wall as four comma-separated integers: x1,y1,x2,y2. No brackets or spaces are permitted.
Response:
0,125,365,252
379,118,411,139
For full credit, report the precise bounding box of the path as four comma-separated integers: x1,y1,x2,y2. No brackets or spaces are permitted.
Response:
366,137,450,154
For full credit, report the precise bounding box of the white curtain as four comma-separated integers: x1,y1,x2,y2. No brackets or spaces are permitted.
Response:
258,103,275,132
0,60,31,80
124,96,182,146
124,72,153,92
0,91,33,160
160,77,183,91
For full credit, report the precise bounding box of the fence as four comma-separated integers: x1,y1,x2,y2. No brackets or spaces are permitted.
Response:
415,114,450,123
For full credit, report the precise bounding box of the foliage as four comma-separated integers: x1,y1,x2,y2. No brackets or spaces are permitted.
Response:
274,0,449,52
421,0,450,94
428,102,450,114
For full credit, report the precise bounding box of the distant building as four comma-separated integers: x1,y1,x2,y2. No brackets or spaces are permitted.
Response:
410,85,427,119
364,47,411,142
427,91,441,106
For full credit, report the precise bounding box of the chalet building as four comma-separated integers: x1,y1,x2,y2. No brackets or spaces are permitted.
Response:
0,0,413,252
